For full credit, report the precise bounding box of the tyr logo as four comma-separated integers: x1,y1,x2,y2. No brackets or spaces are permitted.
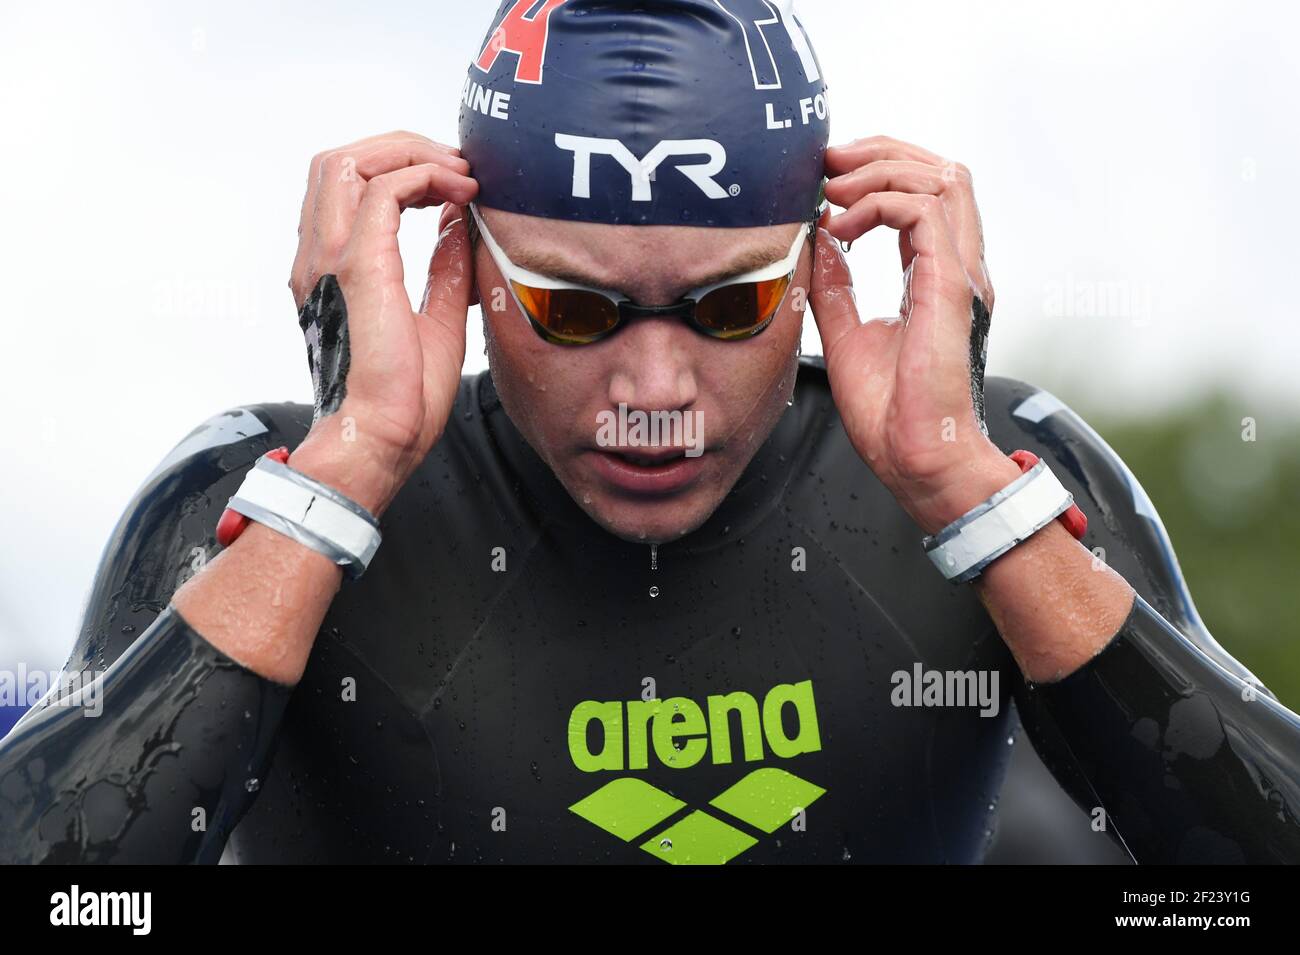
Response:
554,134,731,202
474,0,568,84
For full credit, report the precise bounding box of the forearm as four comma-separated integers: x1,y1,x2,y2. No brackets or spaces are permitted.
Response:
1015,594,1300,863
912,449,1300,862
975,516,1136,683
171,408,400,685
0,607,291,863
908,448,1136,683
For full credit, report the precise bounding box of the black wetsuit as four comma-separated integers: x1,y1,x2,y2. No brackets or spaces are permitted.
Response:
2,359,1299,864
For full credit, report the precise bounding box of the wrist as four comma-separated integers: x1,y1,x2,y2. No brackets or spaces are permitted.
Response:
289,413,410,517
895,446,1024,536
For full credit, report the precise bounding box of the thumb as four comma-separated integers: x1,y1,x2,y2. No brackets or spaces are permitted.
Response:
435,203,479,306
414,212,472,427
420,212,474,328
808,224,860,356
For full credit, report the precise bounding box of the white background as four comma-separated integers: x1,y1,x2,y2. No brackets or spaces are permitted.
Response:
2,1,1297,671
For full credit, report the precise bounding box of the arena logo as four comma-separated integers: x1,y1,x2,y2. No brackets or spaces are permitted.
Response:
595,403,704,459
555,134,730,202
567,679,827,864
49,885,151,935
568,679,820,772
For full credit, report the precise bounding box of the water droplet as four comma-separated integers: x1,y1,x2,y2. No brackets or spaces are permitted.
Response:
244,778,260,793
659,838,673,851
649,586,660,598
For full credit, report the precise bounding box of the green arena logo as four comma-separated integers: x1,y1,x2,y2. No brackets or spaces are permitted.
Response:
567,680,826,864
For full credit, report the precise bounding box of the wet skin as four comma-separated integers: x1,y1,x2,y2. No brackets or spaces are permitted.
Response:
470,206,812,545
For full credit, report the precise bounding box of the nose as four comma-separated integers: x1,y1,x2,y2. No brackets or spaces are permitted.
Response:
606,319,700,415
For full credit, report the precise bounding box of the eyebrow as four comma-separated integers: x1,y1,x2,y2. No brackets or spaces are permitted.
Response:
507,238,796,293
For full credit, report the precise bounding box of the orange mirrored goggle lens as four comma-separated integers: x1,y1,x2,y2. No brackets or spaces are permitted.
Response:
695,274,793,339
511,273,793,345
511,282,619,344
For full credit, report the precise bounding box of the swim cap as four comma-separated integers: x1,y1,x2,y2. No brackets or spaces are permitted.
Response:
458,0,830,228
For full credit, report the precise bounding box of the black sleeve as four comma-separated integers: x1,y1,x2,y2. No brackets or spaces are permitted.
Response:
983,377,1300,864
0,403,312,864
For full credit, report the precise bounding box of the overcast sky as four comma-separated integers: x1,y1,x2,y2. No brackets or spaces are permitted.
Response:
2,0,1298,671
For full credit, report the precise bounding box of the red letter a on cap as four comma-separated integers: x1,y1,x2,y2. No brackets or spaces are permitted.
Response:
475,0,567,84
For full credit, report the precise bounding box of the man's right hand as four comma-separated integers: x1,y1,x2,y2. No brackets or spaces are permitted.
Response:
171,132,476,684
288,131,478,515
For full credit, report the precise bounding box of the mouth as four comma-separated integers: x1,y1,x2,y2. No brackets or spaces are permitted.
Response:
610,447,688,466
587,447,707,496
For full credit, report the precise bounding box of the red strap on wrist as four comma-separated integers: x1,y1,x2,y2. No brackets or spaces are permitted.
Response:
215,446,291,547
1008,449,1087,540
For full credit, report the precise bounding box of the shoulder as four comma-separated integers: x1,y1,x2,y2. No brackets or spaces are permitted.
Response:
141,402,314,488
982,376,1159,529
981,376,1213,639
67,402,314,672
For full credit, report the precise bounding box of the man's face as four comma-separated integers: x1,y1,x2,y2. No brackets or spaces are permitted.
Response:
468,206,811,545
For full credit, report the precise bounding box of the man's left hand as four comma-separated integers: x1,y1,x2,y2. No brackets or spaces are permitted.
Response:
809,135,1020,534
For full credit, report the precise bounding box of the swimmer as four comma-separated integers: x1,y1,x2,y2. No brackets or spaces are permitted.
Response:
1,0,1297,864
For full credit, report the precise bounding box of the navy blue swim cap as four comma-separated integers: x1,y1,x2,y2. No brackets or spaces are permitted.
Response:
458,0,830,227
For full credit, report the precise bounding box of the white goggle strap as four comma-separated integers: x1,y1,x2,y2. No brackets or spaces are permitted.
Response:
922,459,1074,583
226,455,382,580
470,201,812,304
686,219,811,301
469,202,622,298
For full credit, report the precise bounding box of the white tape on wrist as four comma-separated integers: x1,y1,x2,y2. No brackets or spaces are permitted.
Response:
922,459,1074,584
226,455,381,579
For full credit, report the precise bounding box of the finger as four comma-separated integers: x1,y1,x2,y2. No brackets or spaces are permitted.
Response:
824,159,951,208
824,135,947,176
339,129,458,154
422,210,473,324
839,158,988,309
292,136,466,307
438,202,481,308
313,141,465,267
827,191,956,267
823,157,989,299
413,213,474,442
808,225,861,356
291,150,333,307
827,191,973,361
337,163,479,325
346,140,468,183
825,159,943,274
417,215,473,396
